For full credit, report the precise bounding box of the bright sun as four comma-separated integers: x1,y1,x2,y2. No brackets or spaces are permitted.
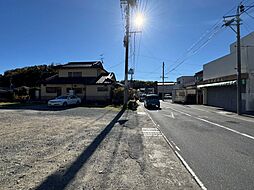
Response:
134,13,145,28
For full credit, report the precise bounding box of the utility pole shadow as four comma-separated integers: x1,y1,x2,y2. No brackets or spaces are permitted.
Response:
35,107,126,190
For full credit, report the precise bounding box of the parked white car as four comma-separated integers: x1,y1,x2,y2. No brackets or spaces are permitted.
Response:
48,95,81,107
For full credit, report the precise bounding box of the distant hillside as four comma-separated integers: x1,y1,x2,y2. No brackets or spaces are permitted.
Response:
0,64,59,88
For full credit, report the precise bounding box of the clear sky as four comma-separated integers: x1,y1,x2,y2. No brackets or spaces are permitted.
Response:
0,0,254,82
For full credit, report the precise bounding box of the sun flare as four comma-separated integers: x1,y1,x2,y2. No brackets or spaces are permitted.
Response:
134,13,145,28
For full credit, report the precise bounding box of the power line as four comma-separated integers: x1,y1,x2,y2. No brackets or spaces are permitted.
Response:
164,2,247,75
165,24,224,74
245,11,254,19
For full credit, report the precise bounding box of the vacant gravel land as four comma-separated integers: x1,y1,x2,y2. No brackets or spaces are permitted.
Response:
0,105,120,190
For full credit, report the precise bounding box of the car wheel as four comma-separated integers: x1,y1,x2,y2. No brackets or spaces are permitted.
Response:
63,102,67,107
76,101,80,105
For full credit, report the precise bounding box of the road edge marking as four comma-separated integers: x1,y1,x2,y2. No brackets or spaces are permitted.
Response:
143,107,207,190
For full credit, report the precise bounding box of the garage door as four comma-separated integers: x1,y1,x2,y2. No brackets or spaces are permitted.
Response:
207,86,237,112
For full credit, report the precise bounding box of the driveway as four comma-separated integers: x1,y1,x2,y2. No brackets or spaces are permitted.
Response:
0,105,120,190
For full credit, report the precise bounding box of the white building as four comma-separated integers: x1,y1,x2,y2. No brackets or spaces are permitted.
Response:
157,82,175,97
198,32,254,112
172,76,196,103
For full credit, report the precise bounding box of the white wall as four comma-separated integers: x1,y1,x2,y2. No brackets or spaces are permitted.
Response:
203,32,254,111
203,32,254,81
203,53,238,81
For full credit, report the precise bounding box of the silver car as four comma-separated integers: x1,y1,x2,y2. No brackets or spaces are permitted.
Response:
48,95,81,107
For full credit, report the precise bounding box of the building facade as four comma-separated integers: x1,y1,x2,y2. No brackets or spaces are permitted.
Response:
198,32,254,112
157,82,175,98
172,76,196,103
41,61,116,103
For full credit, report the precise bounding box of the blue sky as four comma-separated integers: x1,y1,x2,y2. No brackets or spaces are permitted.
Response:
0,0,254,82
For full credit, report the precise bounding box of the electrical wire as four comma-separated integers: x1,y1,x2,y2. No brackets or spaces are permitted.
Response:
245,10,254,19
164,2,246,75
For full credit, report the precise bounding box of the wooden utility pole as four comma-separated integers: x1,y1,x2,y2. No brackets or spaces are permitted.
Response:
160,62,168,101
124,2,130,105
121,0,137,105
236,6,242,115
223,3,245,115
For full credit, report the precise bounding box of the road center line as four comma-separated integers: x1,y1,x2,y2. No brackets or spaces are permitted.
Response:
163,101,254,123
171,112,175,119
168,107,254,141
162,113,175,119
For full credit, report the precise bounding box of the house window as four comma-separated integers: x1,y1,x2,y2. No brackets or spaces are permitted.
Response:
97,86,108,92
68,72,82,77
66,88,82,94
73,72,82,77
73,88,82,94
46,87,57,93
68,72,73,77
66,88,71,93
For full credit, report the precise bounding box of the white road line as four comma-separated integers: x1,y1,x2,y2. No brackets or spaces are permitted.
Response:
163,101,254,123
144,107,206,189
167,107,254,141
162,114,175,119
145,111,157,126
175,145,181,151
137,112,146,115
174,151,207,190
196,117,254,140
171,112,175,119
169,107,192,117
157,125,206,190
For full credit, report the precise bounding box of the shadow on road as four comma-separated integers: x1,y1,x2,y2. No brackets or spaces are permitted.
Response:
35,107,126,190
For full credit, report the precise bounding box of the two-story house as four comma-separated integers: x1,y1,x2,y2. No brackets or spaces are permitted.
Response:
41,61,116,103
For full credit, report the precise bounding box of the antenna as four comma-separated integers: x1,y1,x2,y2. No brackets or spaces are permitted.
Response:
100,54,104,63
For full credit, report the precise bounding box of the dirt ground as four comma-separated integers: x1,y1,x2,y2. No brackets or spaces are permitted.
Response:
0,105,120,190
0,105,199,190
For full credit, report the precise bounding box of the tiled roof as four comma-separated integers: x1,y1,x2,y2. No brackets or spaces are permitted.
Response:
43,76,97,85
96,73,116,84
61,61,104,69
43,73,116,85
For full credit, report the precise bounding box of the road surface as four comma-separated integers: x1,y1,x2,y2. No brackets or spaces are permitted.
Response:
145,100,254,190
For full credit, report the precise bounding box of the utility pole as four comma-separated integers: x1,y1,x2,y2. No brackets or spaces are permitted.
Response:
223,3,245,115
160,62,168,101
123,2,130,105
121,0,137,105
236,6,242,115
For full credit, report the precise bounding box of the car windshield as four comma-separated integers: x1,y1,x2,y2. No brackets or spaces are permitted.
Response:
56,96,68,99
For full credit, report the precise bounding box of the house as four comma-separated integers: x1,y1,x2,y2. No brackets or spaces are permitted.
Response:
41,61,116,103
172,76,196,103
197,32,254,112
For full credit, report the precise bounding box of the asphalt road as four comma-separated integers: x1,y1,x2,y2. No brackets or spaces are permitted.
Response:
145,100,254,190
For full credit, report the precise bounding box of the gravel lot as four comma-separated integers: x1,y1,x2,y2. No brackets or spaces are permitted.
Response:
0,105,120,190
